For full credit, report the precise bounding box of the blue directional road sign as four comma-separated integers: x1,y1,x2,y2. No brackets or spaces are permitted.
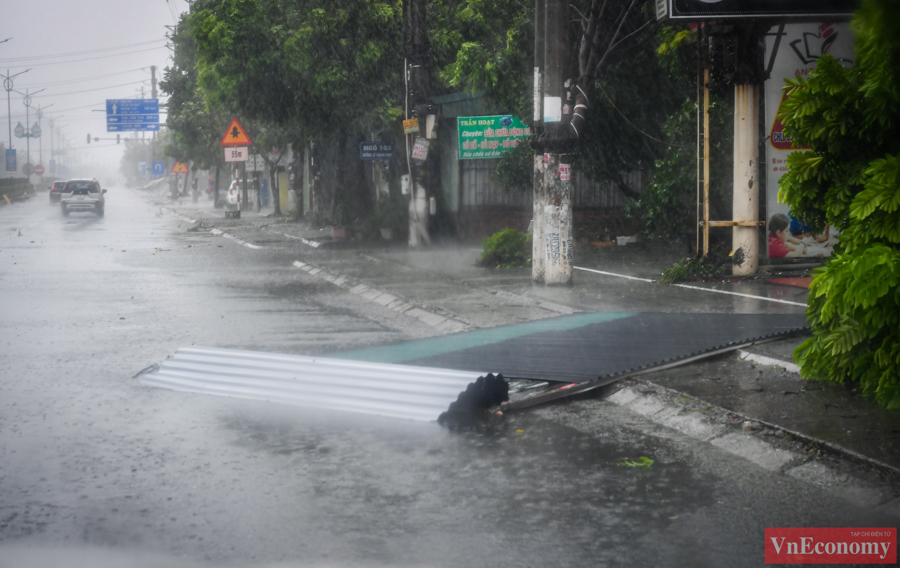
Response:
106,99,160,132
5,149,16,172
138,162,147,176
151,161,165,176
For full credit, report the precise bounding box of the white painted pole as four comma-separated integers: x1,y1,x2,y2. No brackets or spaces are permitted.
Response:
733,84,759,275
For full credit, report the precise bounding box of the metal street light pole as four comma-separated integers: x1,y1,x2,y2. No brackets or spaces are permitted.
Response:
22,88,45,180
3,68,30,150
36,103,53,181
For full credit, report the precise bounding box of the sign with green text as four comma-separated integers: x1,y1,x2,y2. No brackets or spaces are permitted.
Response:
458,115,531,160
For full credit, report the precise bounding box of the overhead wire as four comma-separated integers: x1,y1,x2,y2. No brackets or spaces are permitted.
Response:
17,69,145,89
0,39,165,63
31,80,147,98
4,46,167,69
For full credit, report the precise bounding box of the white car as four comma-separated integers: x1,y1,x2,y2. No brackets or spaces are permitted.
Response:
61,179,106,217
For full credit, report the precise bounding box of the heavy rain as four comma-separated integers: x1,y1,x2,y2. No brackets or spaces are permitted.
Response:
1,0,898,566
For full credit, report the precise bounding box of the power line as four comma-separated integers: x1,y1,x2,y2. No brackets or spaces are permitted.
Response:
17,69,145,89
32,80,147,98
0,39,166,63
4,46,167,69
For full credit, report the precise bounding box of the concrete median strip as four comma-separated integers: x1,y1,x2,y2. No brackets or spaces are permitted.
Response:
292,260,471,333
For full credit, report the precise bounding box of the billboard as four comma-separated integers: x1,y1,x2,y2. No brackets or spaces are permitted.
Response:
765,22,854,260
663,0,858,20
457,116,531,160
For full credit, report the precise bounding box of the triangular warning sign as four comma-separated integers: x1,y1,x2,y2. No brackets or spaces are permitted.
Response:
172,162,189,174
220,118,252,146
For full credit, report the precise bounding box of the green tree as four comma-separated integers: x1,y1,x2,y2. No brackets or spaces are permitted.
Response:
187,0,405,223
778,0,900,408
437,0,691,198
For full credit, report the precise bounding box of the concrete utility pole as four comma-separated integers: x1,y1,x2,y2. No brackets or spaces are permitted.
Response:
732,27,764,275
406,0,431,248
531,0,574,285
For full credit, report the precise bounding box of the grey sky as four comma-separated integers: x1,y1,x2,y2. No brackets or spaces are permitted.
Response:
2,0,191,177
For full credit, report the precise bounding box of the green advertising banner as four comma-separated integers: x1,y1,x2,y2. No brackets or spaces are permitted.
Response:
458,115,531,160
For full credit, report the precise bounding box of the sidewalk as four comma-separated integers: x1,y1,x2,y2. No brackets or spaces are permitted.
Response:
160,199,900,477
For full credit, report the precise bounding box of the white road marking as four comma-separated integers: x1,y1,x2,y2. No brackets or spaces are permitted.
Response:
574,266,808,307
738,349,802,373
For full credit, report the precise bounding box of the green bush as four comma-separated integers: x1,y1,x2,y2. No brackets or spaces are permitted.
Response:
478,228,532,269
779,0,900,408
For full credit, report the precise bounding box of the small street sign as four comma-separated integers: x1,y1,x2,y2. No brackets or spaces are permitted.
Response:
5,149,16,172
138,162,148,176
106,99,160,132
403,118,420,134
411,138,430,161
172,162,190,174
33,164,45,176
224,146,249,162
151,161,165,175
359,142,393,160
246,154,265,171
220,118,252,146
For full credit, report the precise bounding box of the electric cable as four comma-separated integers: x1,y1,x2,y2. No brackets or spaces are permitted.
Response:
0,39,165,63
4,46,167,69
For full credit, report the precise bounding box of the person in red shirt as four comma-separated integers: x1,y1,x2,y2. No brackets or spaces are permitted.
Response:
768,213,808,258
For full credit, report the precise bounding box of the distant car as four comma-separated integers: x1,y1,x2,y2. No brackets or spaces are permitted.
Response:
48,180,68,204
60,179,106,217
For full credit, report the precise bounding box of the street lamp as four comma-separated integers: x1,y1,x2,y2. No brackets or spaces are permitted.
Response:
49,115,63,175
2,68,30,150
36,103,53,180
18,87,45,179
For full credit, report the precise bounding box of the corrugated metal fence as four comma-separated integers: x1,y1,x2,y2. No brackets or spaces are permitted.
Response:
460,160,642,209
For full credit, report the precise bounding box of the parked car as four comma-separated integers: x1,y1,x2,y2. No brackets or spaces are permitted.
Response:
60,179,106,217
48,180,69,204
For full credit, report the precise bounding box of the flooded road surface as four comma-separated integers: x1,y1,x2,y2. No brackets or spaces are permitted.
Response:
0,189,893,567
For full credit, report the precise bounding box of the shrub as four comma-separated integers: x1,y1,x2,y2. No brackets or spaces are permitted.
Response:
478,228,532,269
778,0,900,408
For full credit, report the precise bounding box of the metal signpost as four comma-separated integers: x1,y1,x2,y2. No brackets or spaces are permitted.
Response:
220,118,253,210
457,115,531,160
106,99,160,132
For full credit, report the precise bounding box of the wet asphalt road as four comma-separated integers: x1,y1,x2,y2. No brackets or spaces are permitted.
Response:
0,187,894,567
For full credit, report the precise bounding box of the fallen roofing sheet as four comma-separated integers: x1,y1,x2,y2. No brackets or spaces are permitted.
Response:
337,312,809,384
138,346,484,422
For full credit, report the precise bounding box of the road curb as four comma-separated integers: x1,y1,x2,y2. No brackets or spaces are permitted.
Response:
291,260,472,333
607,378,900,514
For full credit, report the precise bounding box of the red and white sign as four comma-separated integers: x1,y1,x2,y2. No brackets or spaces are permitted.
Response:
224,147,248,163
411,138,430,161
33,164,45,176
559,163,571,181
765,527,896,564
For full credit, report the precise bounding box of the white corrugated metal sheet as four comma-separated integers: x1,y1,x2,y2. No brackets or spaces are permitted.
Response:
139,346,485,422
